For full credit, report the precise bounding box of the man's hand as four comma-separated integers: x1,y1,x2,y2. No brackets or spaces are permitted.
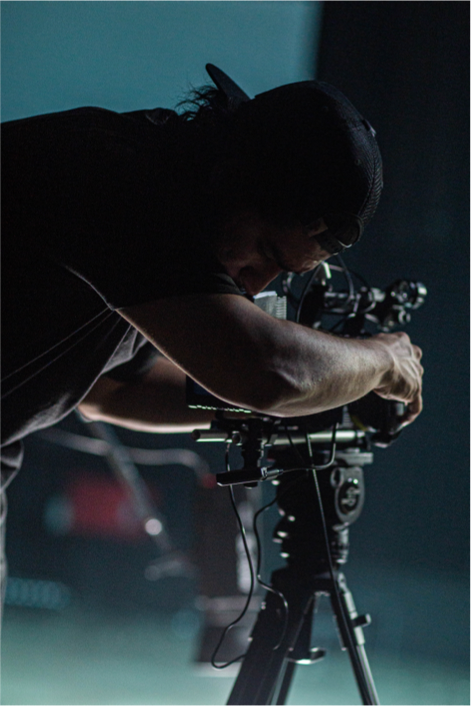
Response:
371,331,424,427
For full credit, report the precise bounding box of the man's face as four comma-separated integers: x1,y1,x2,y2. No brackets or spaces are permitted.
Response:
215,211,332,297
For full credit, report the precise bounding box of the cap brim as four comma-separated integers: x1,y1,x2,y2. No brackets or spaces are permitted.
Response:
206,64,251,104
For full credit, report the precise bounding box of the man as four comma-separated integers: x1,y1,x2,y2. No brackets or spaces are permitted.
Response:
1,64,423,479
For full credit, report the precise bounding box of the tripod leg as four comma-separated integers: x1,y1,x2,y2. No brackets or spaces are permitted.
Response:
274,661,297,705
330,572,380,705
273,598,320,705
227,570,315,705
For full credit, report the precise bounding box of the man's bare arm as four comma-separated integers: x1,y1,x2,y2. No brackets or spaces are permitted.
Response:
78,356,216,432
116,293,423,422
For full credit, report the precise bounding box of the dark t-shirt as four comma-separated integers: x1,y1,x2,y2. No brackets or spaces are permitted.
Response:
1,106,241,471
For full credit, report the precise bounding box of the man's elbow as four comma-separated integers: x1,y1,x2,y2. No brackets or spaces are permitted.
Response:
77,396,106,422
77,377,123,421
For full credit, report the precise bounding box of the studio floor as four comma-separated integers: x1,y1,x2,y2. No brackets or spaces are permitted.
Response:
1,567,469,706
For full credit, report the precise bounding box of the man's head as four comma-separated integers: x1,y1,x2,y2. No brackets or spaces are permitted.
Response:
181,65,383,293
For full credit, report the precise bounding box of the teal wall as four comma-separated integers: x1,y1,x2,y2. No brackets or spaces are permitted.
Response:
1,0,322,121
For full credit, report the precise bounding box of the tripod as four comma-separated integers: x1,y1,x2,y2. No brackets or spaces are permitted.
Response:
223,441,380,705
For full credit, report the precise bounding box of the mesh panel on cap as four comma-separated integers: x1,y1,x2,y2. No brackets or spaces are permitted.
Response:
233,80,383,234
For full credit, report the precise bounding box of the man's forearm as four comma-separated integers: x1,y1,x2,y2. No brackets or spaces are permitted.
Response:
262,322,391,416
78,357,216,433
118,294,421,419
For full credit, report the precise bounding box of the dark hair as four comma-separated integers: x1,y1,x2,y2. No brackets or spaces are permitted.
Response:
177,84,238,124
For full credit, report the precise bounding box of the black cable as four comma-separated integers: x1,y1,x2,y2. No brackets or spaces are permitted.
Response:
288,258,371,333
336,254,356,309
284,424,309,467
323,256,358,334
244,423,338,655
210,445,256,669
295,265,322,323
306,423,338,470
282,422,338,472
211,451,304,666
252,500,289,652
251,475,306,652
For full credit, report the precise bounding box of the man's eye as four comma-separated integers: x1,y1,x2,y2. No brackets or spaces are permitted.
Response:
305,219,325,237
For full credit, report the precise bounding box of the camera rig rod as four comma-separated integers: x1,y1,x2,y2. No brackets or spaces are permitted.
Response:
192,422,367,487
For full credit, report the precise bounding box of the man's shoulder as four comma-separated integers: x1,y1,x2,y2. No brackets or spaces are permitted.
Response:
2,106,118,130
2,105,172,126
2,105,176,151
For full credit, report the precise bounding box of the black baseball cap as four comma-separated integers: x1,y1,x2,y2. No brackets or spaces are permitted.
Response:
206,64,383,255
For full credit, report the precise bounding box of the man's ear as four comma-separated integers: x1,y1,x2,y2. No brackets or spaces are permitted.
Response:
207,157,242,195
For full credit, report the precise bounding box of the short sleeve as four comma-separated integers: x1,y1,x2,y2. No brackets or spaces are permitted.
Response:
105,341,161,382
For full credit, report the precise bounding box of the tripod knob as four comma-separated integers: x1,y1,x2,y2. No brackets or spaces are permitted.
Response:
352,614,371,629
309,648,326,663
288,647,326,664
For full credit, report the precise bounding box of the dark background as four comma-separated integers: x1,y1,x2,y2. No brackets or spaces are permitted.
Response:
316,1,469,577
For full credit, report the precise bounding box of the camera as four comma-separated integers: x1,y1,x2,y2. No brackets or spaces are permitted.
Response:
187,261,427,453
